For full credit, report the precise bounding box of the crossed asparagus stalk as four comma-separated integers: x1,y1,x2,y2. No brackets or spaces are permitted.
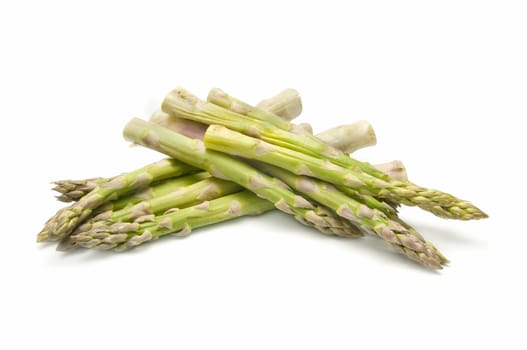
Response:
40,88,486,269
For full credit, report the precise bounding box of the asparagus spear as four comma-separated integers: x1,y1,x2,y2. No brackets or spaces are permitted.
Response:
257,163,447,269
37,159,197,242
207,88,292,130
203,125,486,220
212,87,378,149
123,118,361,236
77,177,242,231
210,88,371,144
57,171,208,250
164,88,486,220
71,192,275,251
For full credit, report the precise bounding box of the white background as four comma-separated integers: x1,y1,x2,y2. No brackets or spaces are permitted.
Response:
1,1,525,349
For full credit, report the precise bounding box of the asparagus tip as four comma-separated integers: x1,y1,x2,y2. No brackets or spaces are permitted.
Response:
56,237,77,251
36,231,49,242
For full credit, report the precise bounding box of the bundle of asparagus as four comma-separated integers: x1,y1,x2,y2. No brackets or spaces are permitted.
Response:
38,88,486,269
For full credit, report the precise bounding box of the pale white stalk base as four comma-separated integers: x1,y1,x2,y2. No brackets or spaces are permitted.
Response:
315,120,377,154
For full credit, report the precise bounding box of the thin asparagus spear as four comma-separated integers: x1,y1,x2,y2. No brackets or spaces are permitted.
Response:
203,125,487,220
123,118,360,236
37,159,197,242
257,163,446,269
78,177,242,231
71,192,275,251
97,172,210,212
57,172,208,250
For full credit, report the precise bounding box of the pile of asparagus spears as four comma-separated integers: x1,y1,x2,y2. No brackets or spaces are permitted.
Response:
38,88,487,269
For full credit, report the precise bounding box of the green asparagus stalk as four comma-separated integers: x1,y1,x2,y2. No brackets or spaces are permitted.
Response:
56,173,213,250
164,88,486,220
37,159,197,242
94,172,210,212
207,88,292,130
211,87,381,149
52,172,210,205
209,88,316,137
78,176,242,232
203,125,486,220
123,118,361,237
257,163,447,269
71,192,275,251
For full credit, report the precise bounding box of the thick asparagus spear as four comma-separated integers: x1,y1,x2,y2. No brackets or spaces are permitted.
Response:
123,118,361,236
37,159,197,242
257,163,447,269
203,125,486,220
207,88,292,130
71,192,275,251
164,88,486,220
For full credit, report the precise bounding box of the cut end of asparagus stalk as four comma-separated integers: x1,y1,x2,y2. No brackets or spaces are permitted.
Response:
373,160,408,181
315,121,377,154
256,88,303,121
150,109,208,140
290,122,313,135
